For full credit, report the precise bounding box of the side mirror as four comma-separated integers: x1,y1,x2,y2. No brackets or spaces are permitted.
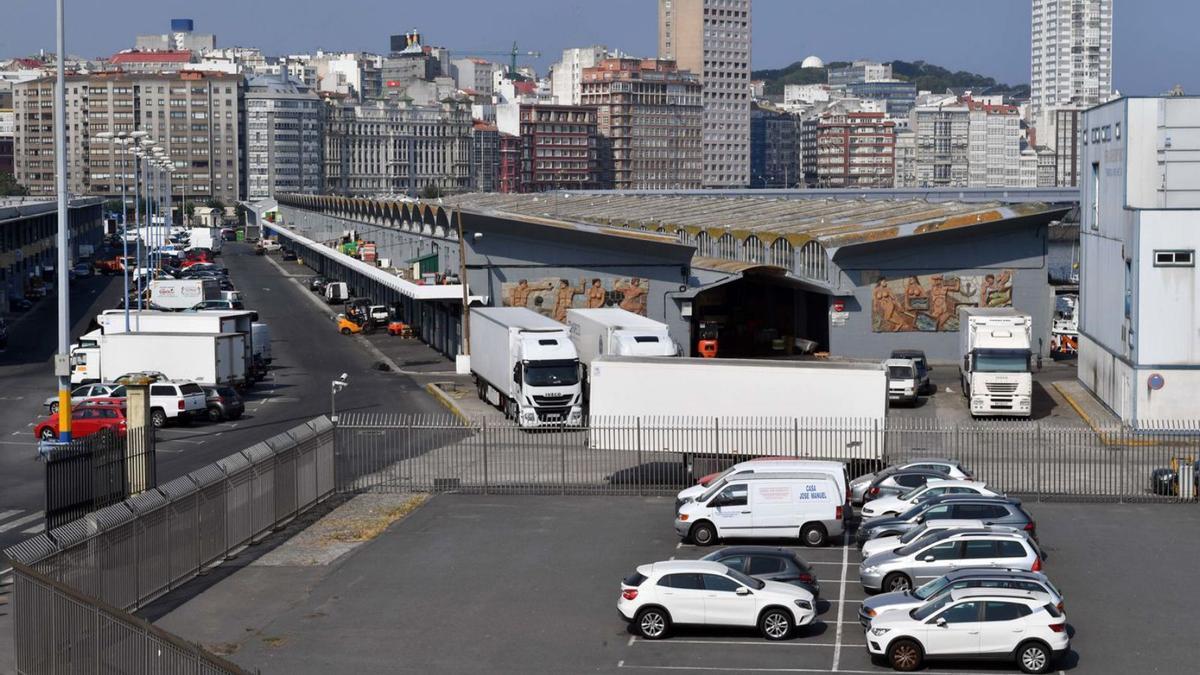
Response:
962,355,970,372
915,515,925,524
735,587,751,596
922,555,936,563
936,617,947,628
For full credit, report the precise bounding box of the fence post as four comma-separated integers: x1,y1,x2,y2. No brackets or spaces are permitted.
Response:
482,419,489,495
637,418,644,497
561,425,567,496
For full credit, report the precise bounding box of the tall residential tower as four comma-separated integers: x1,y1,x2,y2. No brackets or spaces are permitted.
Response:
658,0,752,188
1030,0,1113,116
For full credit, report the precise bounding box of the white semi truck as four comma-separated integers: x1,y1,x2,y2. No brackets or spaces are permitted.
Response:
148,278,221,310
586,356,889,472
565,308,677,398
958,307,1033,417
71,332,247,386
469,307,584,428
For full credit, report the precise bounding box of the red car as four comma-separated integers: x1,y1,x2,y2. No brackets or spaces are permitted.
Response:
34,401,128,442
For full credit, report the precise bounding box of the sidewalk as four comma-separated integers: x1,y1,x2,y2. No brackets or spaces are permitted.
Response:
1053,378,1124,429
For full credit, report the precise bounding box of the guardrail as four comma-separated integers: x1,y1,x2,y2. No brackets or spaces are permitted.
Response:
5,416,335,675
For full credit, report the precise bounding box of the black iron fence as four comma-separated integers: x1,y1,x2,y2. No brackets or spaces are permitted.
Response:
334,413,1200,503
44,426,155,531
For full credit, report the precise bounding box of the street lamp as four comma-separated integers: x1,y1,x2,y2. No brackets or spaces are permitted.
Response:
330,373,349,424
94,131,133,331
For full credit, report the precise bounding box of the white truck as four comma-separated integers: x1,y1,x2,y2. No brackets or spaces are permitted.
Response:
565,308,677,399
469,307,584,428
72,332,247,387
586,357,889,474
187,227,223,253
149,278,220,310
94,309,260,380
252,322,272,364
958,307,1033,417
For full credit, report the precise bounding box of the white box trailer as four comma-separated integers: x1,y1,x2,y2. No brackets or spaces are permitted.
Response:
565,309,677,399
148,278,221,310
187,227,222,252
958,307,1033,417
252,322,272,363
96,309,258,378
89,332,247,386
469,307,584,428
587,357,888,471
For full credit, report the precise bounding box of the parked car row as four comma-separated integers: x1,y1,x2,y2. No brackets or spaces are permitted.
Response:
617,456,1069,674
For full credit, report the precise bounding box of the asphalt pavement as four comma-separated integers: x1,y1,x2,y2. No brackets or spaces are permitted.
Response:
0,242,445,553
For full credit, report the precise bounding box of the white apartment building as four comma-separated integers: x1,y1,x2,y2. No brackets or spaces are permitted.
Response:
550,47,613,105
244,75,323,200
967,102,1022,188
1030,0,1113,117
659,0,752,188
1078,97,1200,426
452,58,499,97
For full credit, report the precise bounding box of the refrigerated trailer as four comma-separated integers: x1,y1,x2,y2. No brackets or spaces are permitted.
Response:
587,356,888,474
565,308,677,399
71,332,247,386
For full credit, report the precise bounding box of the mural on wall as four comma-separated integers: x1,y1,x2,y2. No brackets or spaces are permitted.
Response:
869,270,1014,333
502,277,649,321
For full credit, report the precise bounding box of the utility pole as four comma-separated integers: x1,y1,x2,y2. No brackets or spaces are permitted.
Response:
456,208,470,356
53,0,71,442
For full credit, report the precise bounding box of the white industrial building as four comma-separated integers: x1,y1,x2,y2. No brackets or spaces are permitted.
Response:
1078,97,1200,426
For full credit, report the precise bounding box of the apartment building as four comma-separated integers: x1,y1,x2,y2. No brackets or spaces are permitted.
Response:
551,47,614,105
453,59,499,97
471,121,500,192
910,102,970,188
815,111,894,188
893,129,916,188
323,99,472,197
495,103,601,192
967,100,1022,188
749,103,801,188
580,58,702,189
244,74,323,199
659,0,752,188
1030,0,1113,117
13,71,242,203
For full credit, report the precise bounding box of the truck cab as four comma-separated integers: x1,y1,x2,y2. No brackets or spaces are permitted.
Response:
958,308,1033,417
510,335,584,427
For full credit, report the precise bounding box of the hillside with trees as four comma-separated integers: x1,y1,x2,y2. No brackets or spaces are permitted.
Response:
753,59,1029,99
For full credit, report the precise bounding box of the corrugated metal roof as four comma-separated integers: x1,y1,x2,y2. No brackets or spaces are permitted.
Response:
444,193,1070,250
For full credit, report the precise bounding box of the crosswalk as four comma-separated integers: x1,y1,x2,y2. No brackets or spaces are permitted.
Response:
0,509,45,535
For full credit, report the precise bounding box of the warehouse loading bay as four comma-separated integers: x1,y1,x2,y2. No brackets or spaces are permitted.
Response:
153,494,1200,674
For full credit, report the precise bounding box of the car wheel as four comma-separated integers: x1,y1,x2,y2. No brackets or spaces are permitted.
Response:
888,638,923,672
635,607,670,640
1017,641,1053,674
800,523,828,547
341,327,352,335
689,521,717,546
759,608,793,641
207,406,223,423
49,401,59,415
39,427,56,441
150,409,167,429
882,572,912,593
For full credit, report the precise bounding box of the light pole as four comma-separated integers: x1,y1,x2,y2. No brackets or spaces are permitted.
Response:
95,132,133,331
52,0,70,442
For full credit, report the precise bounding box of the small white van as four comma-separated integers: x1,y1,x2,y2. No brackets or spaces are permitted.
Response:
676,460,849,512
675,472,846,547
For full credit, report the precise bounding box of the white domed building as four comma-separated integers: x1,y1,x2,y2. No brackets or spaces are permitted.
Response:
801,55,825,69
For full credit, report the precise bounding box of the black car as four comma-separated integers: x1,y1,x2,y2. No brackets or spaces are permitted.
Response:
890,349,931,394
203,386,245,422
309,276,328,293
281,249,298,261
701,546,821,597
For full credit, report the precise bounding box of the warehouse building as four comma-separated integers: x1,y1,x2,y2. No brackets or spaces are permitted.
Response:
1,197,105,317
273,191,1072,362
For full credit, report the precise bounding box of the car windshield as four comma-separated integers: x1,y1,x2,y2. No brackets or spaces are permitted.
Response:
913,576,953,601
523,361,579,387
897,523,929,544
974,349,1030,373
911,593,954,620
888,366,914,380
725,568,764,590
703,466,737,486
896,529,951,556
898,485,928,501
698,479,728,503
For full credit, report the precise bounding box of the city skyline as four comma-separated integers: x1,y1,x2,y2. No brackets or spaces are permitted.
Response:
4,0,1199,96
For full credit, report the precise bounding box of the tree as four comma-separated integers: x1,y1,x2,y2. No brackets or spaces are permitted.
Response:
205,197,225,210
0,172,29,197
420,184,445,200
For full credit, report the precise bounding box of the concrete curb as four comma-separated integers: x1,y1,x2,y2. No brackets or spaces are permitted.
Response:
1052,381,1098,433
1052,381,1169,446
425,382,473,426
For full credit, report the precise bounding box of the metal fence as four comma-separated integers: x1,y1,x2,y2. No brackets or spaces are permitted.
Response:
335,413,1200,503
44,425,155,531
5,416,335,675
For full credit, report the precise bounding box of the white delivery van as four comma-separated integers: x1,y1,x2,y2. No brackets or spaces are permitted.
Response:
676,472,845,547
675,459,849,512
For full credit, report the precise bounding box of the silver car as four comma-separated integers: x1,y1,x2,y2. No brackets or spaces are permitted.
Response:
859,529,1043,592
849,458,972,505
861,519,991,559
860,567,1064,628
43,383,120,414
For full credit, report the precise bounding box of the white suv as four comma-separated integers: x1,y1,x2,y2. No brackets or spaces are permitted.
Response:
866,587,1068,673
861,480,999,518
618,560,815,641
144,381,208,427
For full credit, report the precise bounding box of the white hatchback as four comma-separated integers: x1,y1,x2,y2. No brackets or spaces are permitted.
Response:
861,480,999,518
618,560,815,640
866,587,1068,673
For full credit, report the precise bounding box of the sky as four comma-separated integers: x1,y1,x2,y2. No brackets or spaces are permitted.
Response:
4,0,1196,96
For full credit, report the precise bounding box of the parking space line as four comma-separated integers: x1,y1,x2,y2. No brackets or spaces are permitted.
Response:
631,638,859,648
617,663,1015,675
831,537,849,671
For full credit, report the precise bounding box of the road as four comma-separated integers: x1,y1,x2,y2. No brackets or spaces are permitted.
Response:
0,242,444,552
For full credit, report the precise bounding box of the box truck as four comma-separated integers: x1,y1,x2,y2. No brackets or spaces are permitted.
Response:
71,332,247,386
469,307,584,428
565,308,677,399
958,307,1033,417
587,357,888,474
95,309,258,378
186,227,223,253
149,278,221,310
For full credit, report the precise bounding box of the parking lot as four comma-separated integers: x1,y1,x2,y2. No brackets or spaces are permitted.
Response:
158,493,1200,674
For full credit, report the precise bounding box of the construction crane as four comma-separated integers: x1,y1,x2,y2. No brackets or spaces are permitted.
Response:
450,42,542,77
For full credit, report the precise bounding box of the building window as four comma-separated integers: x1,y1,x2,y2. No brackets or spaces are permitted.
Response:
1090,162,1100,231
1154,250,1195,267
